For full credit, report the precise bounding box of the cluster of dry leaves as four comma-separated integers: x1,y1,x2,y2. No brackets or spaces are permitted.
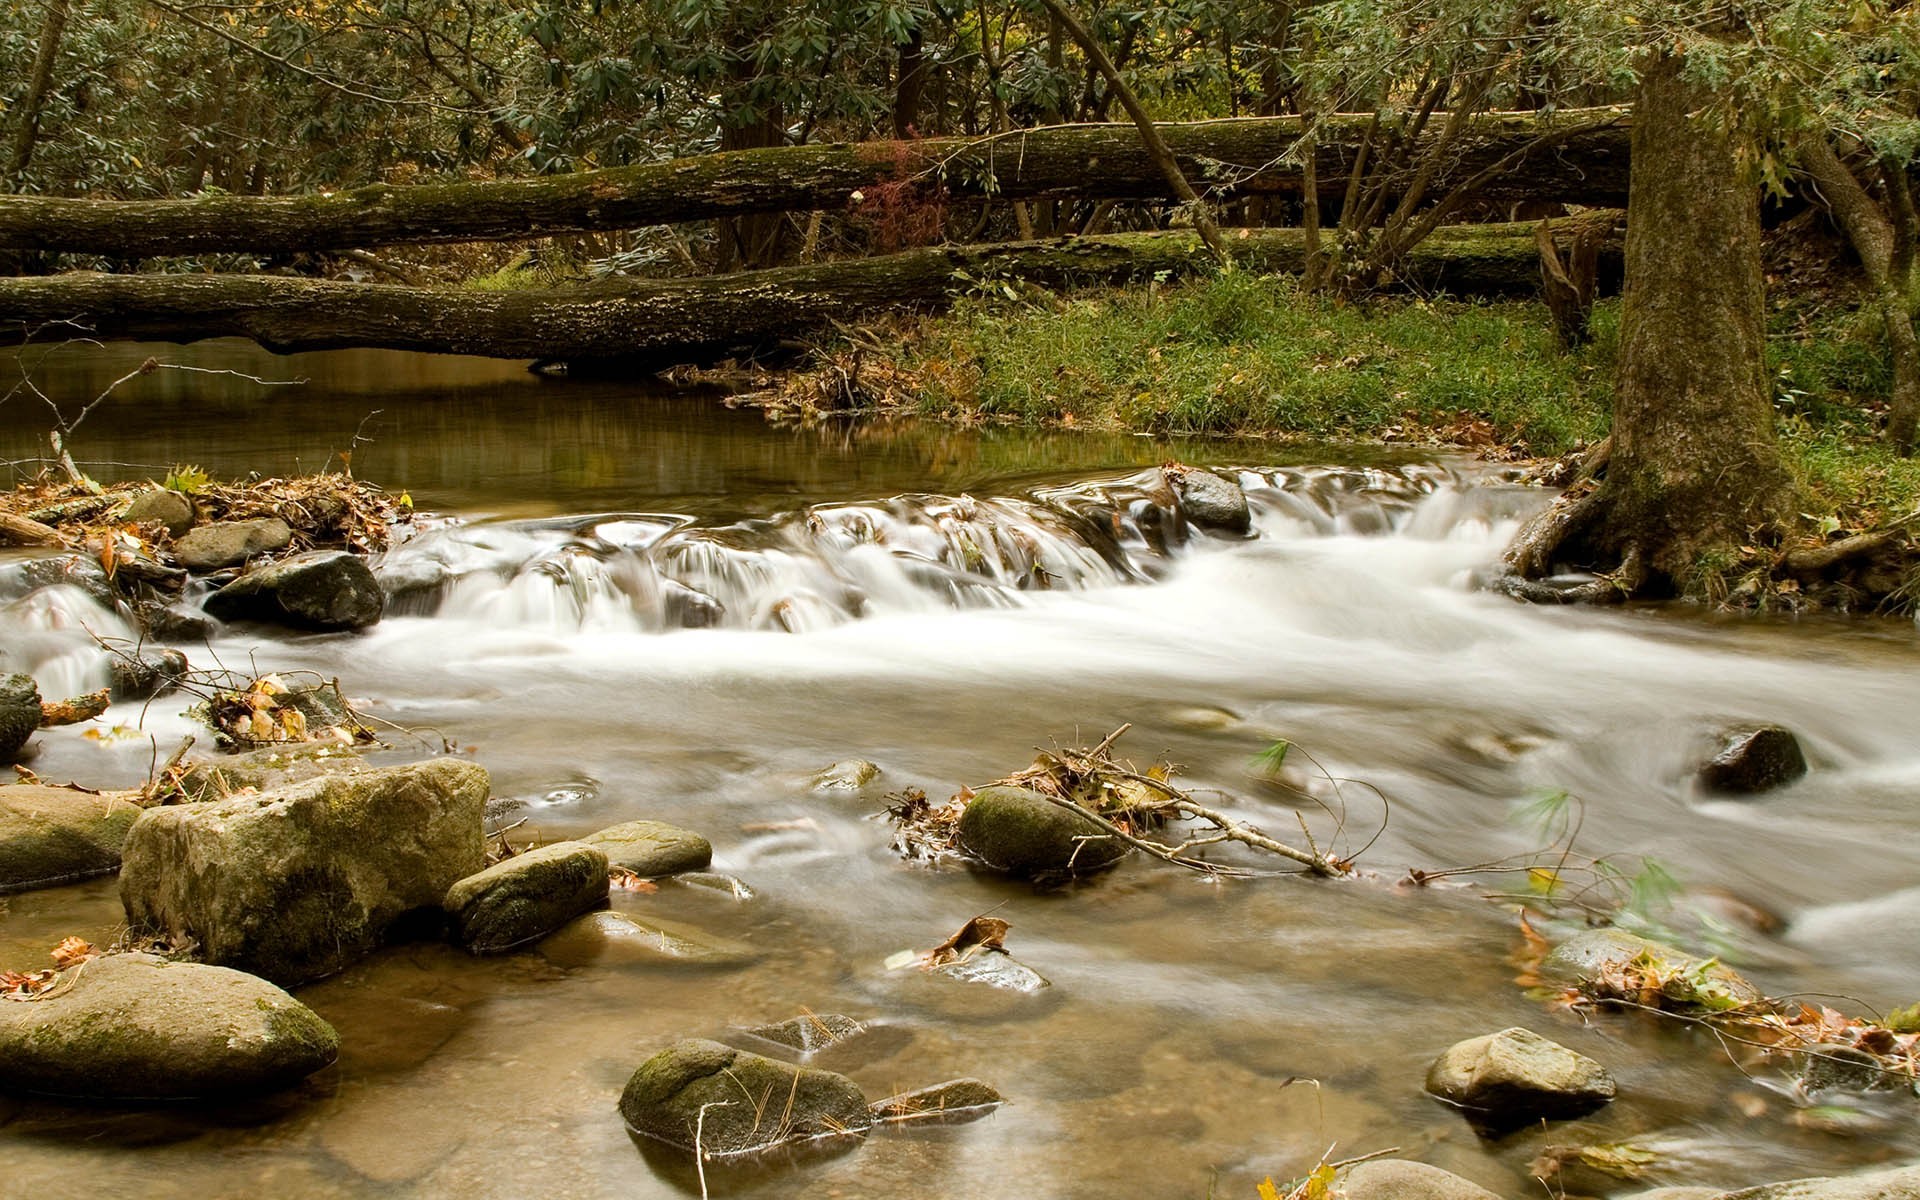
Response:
0,938,97,1000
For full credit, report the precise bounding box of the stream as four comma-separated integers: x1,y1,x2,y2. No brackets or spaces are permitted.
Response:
3,342,1918,1199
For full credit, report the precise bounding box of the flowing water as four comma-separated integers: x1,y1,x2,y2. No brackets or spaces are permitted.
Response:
2,343,1918,1199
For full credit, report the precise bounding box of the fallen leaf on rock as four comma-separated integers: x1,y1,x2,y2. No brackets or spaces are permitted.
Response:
926,916,1009,967
610,867,659,893
50,938,94,968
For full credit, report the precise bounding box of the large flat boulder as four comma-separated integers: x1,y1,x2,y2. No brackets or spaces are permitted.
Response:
580,819,711,877
120,758,488,984
0,952,338,1100
0,784,143,892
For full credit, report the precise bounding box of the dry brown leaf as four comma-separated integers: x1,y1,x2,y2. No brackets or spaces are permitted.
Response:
50,937,95,969
925,916,1009,968
609,867,659,893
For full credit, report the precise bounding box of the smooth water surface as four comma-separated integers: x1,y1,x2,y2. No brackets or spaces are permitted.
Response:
3,343,1918,1200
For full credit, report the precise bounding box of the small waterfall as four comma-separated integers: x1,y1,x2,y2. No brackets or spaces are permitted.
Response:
376,463,1520,636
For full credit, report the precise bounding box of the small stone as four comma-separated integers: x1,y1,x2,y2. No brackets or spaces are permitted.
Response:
618,1039,871,1156
1798,1043,1899,1094
1544,928,1763,1010
204,550,384,631
120,488,195,537
932,949,1050,993
1167,467,1252,534
1426,1027,1616,1132
0,673,40,763
810,760,881,791
174,517,292,572
141,601,219,641
869,1078,1002,1123
1700,726,1808,794
1336,1160,1504,1200
741,1013,865,1055
579,819,711,877
0,784,142,892
0,952,338,1100
444,841,609,954
956,784,1128,878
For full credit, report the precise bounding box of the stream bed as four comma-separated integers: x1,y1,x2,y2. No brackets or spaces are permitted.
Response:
3,342,1918,1199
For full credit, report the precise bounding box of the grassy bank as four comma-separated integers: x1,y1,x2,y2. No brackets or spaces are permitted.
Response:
764,271,1917,526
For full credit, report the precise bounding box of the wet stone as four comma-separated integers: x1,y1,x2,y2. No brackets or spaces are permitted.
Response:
933,949,1050,993
108,648,188,700
1544,927,1762,1010
810,759,881,791
1167,467,1252,534
174,517,292,572
0,784,142,892
956,784,1128,878
1337,1160,1504,1200
120,488,195,537
539,910,756,968
204,549,384,632
741,1013,865,1055
1699,726,1808,794
1798,1043,1903,1095
0,673,40,763
869,1078,1003,1124
444,841,610,954
580,818,711,878
618,1039,871,1157
1425,1027,1615,1133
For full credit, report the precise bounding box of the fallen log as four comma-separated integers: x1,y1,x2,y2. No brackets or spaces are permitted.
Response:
0,219,1622,367
0,113,1630,258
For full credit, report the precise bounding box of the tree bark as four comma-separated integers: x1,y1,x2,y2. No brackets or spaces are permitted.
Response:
0,219,1618,366
5,0,72,183
0,113,1632,258
1800,136,1919,454
1504,52,1791,599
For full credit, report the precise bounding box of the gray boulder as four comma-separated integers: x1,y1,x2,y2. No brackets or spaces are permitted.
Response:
0,952,337,1100
1798,1043,1905,1095
1545,927,1762,1010
444,840,609,953
1336,1160,1504,1200
580,818,711,877
1720,1165,1920,1200
0,784,143,892
956,784,1128,878
175,743,369,803
1700,726,1808,794
140,600,219,642
619,1039,871,1156
174,517,292,571
1425,1027,1615,1131
1167,467,1252,534
120,758,488,984
121,488,195,537
0,673,39,762
204,549,384,631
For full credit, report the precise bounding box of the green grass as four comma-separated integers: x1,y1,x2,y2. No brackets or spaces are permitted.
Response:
905,272,1613,454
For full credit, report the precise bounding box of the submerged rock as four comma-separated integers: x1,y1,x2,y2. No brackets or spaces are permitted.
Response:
204,549,385,631
1425,1027,1616,1131
0,952,338,1100
1167,467,1252,535
0,784,143,892
1336,1160,1504,1200
742,1013,866,1055
810,759,881,791
580,819,711,877
174,517,292,571
0,673,40,762
541,910,756,968
1797,1043,1906,1095
869,1078,1002,1124
444,840,609,953
1544,928,1763,1010
932,948,1050,993
120,488,195,537
619,1039,871,1156
119,758,488,984
1699,726,1808,795
956,784,1128,878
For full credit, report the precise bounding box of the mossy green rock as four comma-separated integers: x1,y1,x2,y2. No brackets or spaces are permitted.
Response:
1545,928,1762,1010
580,819,711,877
0,673,40,763
1425,1027,1615,1130
956,784,1128,877
175,743,369,803
0,952,338,1100
444,840,609,953
619,1038,871,1156
0,785,143,892
120,758,489,985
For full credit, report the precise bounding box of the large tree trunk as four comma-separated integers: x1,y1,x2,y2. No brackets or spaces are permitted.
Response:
1504,52,1791,600
5,0,71,183
0,219,1618,366
0,113,1631,258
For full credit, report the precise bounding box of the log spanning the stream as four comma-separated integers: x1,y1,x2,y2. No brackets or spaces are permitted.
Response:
0,219,1622,365
0,113,1630,258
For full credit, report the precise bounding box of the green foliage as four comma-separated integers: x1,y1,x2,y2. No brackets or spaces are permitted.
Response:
160,464,209,495
904,273,1611,452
